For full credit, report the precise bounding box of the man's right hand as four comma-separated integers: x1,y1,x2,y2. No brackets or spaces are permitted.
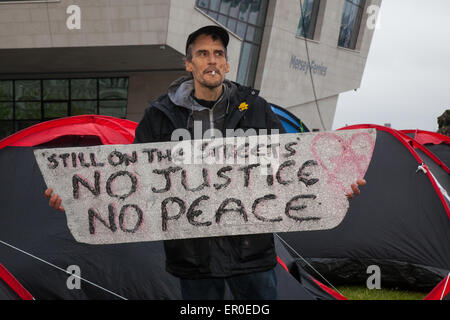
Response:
44,188,65,212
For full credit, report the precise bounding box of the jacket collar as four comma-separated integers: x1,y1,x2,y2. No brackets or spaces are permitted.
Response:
152,78,258,131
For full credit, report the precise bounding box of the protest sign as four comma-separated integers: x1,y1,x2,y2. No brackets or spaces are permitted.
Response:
34,129,376,245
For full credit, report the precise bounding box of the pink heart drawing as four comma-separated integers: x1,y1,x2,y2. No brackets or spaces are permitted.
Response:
310,131,376,195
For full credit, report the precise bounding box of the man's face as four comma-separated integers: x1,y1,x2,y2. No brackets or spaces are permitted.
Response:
185,34,230,90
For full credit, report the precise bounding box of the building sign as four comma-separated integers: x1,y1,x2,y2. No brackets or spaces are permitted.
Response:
290,54,328,76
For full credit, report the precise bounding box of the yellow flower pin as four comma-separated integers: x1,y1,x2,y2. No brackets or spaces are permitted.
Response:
238,102,249,112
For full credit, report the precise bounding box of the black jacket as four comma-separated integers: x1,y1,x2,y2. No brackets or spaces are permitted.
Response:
134,79,286,279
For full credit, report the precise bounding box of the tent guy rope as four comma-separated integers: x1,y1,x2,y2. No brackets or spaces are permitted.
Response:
0,239,128,300
275,233,344,297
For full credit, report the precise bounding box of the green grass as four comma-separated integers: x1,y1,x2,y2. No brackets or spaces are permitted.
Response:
336,286,428,300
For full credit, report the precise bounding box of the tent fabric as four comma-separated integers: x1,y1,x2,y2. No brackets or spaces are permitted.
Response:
399,130,449,174
278,124,450,290
271,104,309,133
401,130,450,169
0,146,337,300
0,264,33,300
401,130,450,146
0,146,182,300
344,125,449,218
0,115,137,149
274,236,346,300
0,113,342,300
424,274,450,300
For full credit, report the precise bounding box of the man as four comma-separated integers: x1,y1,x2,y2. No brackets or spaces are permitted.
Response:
46,25,365,300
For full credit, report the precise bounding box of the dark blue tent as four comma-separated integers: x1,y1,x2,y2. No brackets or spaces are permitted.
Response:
271,104,309,133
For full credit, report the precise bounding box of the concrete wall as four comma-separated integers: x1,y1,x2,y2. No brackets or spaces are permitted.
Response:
288,94,339,131
0,0,243,80
0,0,170,48
256,0,382,130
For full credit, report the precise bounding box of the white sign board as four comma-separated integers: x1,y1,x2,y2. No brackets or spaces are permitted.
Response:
34,130,376,245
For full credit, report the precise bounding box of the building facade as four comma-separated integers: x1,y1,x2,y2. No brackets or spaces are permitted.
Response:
0,0,381,139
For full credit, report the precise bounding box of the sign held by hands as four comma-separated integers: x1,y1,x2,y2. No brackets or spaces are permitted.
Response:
34,129,376,245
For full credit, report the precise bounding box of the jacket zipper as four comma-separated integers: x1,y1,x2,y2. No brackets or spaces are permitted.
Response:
208,89,227,139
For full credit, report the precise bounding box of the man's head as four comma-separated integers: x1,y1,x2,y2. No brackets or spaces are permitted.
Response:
185,26,230,92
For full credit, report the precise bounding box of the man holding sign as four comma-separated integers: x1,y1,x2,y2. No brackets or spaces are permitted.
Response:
45,25,366,300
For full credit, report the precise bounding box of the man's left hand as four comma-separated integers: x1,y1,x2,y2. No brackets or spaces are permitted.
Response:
346,179,367,200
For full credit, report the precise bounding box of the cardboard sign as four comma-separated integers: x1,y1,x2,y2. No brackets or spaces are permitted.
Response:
34,130,376,245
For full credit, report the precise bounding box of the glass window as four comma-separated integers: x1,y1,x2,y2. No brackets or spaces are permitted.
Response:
16,102,41,119
208,11,219,20
0,121,14,140
237,42,259,86
255,0,268,27
0,102,13,120
0,81,13,101
210,0,220,11
15,80,40,101
218,14,228,26
227,18,238,33
99,78,128,100
236,21,247,38
229,1,240,18
44,102,68,119
238,2,250,22
245,25,263,43
72,101,97,115
338,0,366,50
43,79,69,101
0,77,128,138
248,1,261,25
219,0,231,14
297,0,321,39
195,0,269,87
71,79,97,100
99,100,127,118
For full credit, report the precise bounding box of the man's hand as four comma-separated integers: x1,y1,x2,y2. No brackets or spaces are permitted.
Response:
44,188,65,212
346,179,367,200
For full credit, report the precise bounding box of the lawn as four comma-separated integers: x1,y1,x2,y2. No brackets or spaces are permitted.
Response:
336,286,428,300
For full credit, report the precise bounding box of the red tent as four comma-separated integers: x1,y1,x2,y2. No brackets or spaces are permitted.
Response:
401,129,450,146
401,129,450,170
342,125,449,218
278,124,450,291
425,274,450,300
0,115,137,149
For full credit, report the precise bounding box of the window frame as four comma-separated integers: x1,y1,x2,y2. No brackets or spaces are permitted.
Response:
338,0,367,50
297,0,322,40
0,77,129,140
